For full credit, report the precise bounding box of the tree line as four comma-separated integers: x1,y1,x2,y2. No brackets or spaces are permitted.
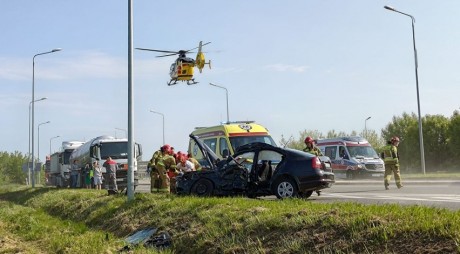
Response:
280,110,460,172
0,151,28,185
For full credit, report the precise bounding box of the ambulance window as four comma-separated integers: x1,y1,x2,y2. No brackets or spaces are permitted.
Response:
203,138,217,153
325,146,337,160
219,138,230,157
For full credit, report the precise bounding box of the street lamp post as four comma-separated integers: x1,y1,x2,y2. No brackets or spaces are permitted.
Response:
31,48,62,188
209,83,229,123
384,5,426,175
37,121,50,186
50,135,60,156
364,116,371,139
149,110,165,145
28,97,47,185
37,121,50,163
115,127,128,138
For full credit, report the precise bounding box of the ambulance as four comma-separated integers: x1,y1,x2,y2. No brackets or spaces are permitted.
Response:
315,136,384,179
188,121,276,166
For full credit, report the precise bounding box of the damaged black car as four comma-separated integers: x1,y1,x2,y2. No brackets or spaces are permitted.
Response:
176,134,335,199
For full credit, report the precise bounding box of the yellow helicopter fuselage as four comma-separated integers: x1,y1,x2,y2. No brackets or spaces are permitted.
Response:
170,58,195,81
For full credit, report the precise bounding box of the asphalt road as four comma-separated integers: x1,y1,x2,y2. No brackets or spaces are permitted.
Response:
136,177,460,210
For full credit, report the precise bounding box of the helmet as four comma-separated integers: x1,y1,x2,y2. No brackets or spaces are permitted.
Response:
391,136,400,143
304,136,314,144
161,144,172,154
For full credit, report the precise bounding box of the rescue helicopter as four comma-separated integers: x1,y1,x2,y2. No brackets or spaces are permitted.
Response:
136,41,211,86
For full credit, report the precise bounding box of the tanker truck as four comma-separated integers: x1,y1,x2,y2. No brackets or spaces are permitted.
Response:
69,135,142,191
47,141,85,187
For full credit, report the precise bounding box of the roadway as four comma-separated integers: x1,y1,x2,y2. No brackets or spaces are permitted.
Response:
136,177,460,211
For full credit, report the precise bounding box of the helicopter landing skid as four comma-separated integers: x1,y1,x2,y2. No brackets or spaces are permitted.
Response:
167,79,178,86
187,79,198,85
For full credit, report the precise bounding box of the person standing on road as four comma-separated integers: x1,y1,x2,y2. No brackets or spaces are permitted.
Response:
70,160,80,188
93,161,103,190
303,137,323,156
383,136,403,190
103,157,119,194
303,136,323,196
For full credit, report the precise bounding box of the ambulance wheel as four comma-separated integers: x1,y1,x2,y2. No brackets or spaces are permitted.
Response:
346,170,355,180
191,178,214,196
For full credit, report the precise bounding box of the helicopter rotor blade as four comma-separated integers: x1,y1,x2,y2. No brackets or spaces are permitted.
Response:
135,48,179,54
185,41,211,53
156,53,180,58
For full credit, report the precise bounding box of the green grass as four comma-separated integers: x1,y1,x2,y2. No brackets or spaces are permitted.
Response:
0,184,459,253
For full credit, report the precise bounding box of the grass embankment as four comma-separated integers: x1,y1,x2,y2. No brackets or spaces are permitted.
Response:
0,185,459,253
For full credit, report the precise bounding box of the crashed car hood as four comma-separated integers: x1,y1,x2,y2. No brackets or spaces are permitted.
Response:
189,134,219,168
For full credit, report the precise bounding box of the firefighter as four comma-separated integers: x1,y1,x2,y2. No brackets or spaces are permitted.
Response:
303,136,323,156
188,153,202,171
383,136,403,190
148,145,168,193
150,144,177,193
303,136,323,196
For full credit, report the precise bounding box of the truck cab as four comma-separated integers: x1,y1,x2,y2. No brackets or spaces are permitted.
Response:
70,136,143,191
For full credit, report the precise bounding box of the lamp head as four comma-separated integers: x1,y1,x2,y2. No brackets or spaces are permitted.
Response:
51,48,62,52
384,5,396,11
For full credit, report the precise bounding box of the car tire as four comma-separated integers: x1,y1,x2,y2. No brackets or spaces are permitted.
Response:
191,178,214,196
273,177,298,199
299,190,313,199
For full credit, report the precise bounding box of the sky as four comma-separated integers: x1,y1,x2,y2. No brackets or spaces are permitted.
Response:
1,1,460,161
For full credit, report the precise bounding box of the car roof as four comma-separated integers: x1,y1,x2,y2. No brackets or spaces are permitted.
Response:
234,142,279,153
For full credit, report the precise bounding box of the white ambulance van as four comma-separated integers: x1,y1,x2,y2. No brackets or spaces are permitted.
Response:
315,136,384,179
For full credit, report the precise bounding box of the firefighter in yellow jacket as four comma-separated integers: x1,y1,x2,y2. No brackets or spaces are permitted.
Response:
149,144,176,192
151,145,176,193
383,136,403,190
303,136,323,156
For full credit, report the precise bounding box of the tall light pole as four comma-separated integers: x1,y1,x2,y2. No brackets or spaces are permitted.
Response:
32,48,62,188
37,120,50,186
37,121,50,163
127,0,135,200
28,97,47,185
50,135,60,156
115,127,128,138
384,5,426,174
209,83,230,123
364,116,371,139
150,110,165,145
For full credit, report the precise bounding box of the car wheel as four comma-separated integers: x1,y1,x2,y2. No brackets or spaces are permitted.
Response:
299,190,313,199
273,177,298,199
191,178,214,196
